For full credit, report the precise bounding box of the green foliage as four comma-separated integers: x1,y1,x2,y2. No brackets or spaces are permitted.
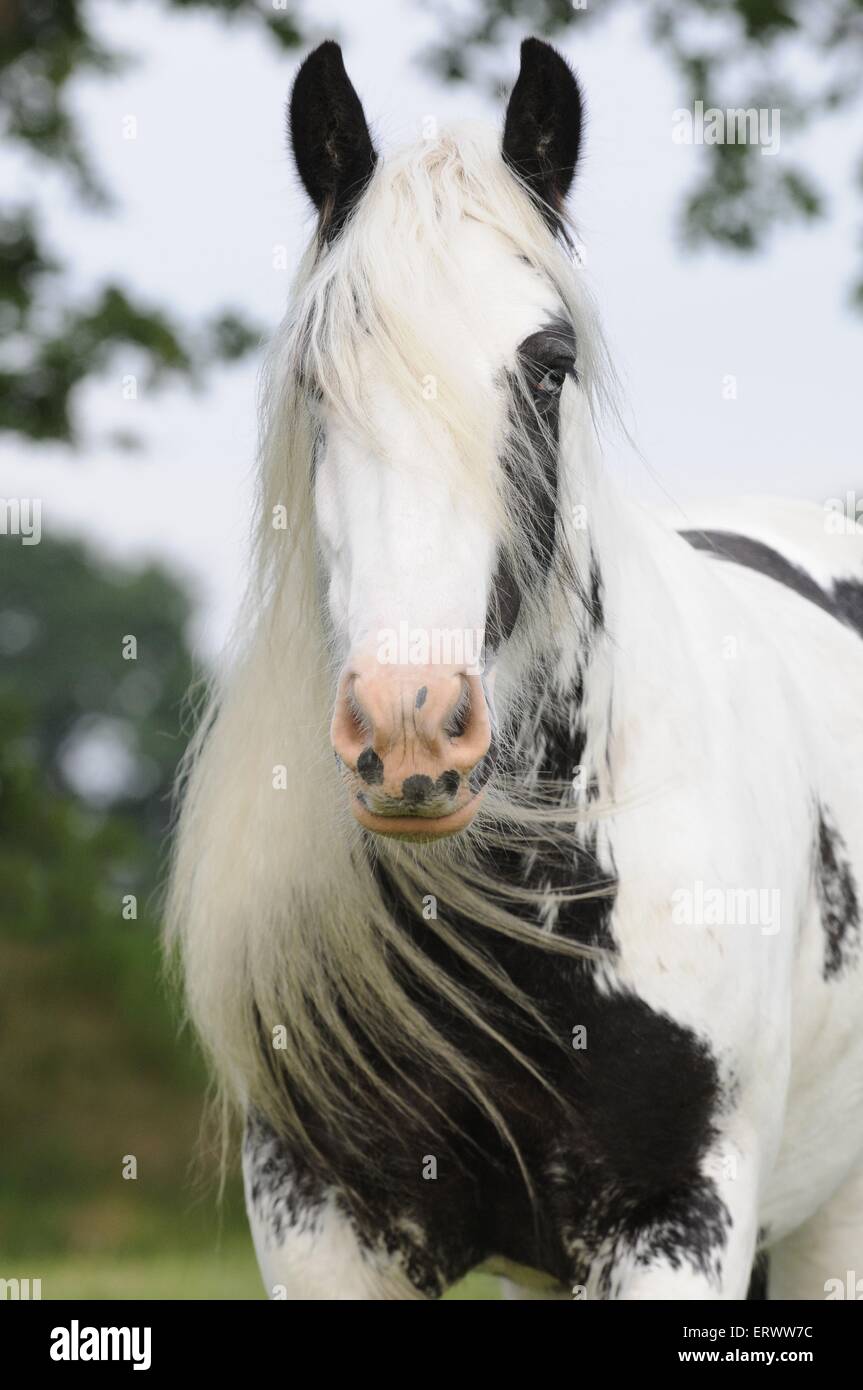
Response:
0,694,146,938
0,535,196,837
0,0,303,447
681,142,823,252
0,537,229,1260
0,0,121,203
2,0,860,454
423,0,863,306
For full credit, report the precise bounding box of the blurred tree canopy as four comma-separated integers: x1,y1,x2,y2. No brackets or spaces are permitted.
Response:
424,0,863,306
0,0,303,446
0,538,232,1259
2,1,861,454
0,532,199,947
0,533,196,839
0,532,196,1062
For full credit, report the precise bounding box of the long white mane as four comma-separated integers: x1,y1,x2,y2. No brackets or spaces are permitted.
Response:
165,122,621,1191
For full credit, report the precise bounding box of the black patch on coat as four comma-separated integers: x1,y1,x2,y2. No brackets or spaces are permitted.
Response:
247,943,729,1297
833,577,863,639
485,548,523,654
289,42,377,240
814,804,861,979
245,1111,326,1247
502,38,583,237
485,318,576,657
510,317,577,580
588,551,604,632
510,655,612,941
680,530,851,629
747,1249,769,1301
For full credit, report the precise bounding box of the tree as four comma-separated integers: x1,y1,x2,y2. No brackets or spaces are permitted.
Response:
423,0,863,308
0,537,230,1257
0,0,304,446
3,3,860,455
0,533,198,839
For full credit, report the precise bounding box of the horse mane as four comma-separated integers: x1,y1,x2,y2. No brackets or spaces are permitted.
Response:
165,120,625,1197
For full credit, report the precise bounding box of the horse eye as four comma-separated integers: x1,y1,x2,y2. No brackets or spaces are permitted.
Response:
534,366,568,396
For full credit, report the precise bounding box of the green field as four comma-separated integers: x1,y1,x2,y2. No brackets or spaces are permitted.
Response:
0,931,507,1300
0,931,504,1301
5,1247,500,1300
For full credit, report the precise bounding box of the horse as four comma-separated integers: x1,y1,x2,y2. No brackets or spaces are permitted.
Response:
167,37,863,1300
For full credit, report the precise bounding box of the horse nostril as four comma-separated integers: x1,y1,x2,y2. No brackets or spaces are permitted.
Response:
357,746,384,785
402,774,434,806
435,770,461,798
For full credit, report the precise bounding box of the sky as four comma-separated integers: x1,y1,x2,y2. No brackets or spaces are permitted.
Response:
3,0,861,659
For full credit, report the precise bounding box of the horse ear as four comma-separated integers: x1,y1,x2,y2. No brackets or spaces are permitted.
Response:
502,38,583,229
288,41,377,238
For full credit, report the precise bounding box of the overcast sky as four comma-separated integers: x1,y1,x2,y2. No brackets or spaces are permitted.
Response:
3,0,861,658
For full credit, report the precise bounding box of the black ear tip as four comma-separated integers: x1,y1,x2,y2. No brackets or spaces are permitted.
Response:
291,40,345,96
300,38,343,66
515,34,584,120
519,36,551,61
519,35,580,86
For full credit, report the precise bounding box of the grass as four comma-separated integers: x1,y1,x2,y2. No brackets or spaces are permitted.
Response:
0,936,505,1300
6,1245,501,1299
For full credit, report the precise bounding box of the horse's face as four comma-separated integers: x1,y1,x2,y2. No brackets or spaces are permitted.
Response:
289,39,583,839
313,224,573,838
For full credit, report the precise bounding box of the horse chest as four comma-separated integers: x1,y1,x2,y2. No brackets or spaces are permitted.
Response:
248,944,727,1296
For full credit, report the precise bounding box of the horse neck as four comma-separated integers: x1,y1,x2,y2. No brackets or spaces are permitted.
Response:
501,420,690,830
